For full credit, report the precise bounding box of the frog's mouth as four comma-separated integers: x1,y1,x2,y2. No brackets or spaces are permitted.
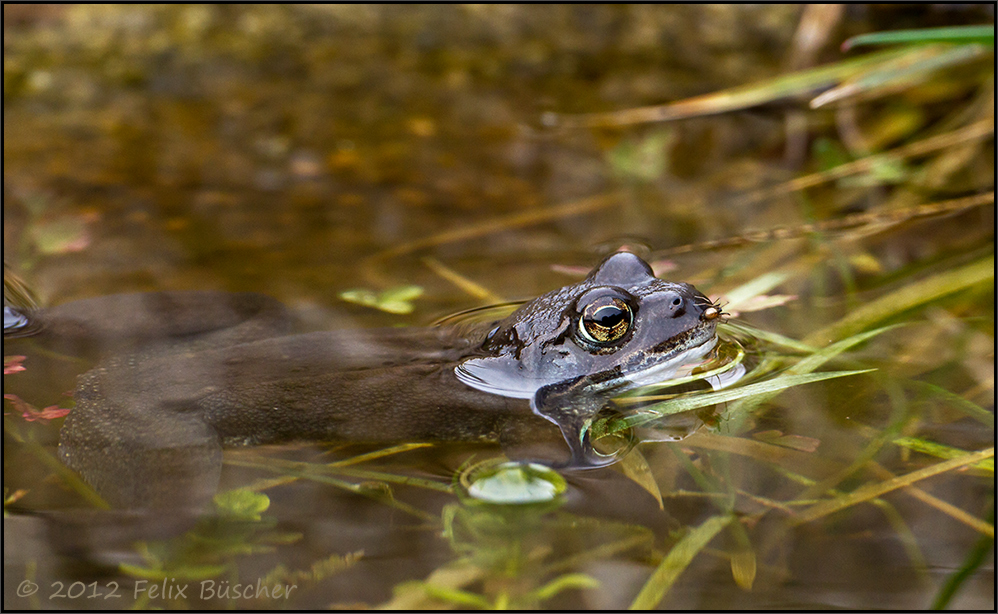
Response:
618,323,718,389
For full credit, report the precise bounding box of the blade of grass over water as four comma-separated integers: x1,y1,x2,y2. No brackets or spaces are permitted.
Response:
803,255,994,345
594,370,873,438
717,325,896,433
842,25,996,50
720,320,819,354
662,190,995,256
791,447,995,526
227,455,454,493
629,514,733,610
732,132,994,209
811,44,990,108
556,47,918,128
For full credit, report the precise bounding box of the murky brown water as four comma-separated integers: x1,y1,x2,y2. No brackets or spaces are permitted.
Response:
4,5,994,610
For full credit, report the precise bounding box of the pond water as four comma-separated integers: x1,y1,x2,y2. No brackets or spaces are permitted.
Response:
4,5,994,610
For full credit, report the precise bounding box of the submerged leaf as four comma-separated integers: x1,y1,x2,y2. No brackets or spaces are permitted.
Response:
339,285,424,314
213,489,270,520
617,447,664,510
730,548,757,591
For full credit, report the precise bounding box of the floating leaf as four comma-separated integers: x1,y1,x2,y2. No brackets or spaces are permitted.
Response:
723,294,797,317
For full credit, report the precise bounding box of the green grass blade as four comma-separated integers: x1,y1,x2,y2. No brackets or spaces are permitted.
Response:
931,498,995,609
811,44,990,108
720,320,818,353
803,255,994,346
891,437,994,473
629,514,732,609
595,369,873,438
843,25,995,50
906,380,995,429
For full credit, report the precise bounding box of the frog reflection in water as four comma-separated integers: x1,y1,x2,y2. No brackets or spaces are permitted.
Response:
8,253,722,508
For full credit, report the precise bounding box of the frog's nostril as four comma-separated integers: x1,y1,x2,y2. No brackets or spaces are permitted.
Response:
668,295,685,316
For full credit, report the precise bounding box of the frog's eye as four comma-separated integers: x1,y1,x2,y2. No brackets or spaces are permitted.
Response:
579,295,632,344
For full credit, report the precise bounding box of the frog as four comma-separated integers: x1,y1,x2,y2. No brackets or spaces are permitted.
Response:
454,251,722,465
5,252,722,508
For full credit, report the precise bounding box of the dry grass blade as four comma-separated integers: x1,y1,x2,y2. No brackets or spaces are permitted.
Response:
629,514,733,609
422,257,505,303
556,48,916,128
732,122,993,208
791,447,995,526
681,431,842,477
868,462,995,537
360,191,623,285
326,442,435,468
660,191,994,256
366,191,619,260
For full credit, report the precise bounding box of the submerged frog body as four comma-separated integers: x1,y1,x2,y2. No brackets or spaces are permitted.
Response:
7,253,721,508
